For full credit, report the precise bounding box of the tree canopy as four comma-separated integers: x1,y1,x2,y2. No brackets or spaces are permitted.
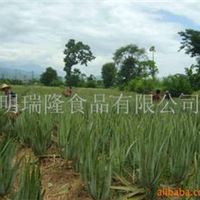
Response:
179,29,200,90
113,44,146,65
40,67,59,86
179,29,200,57
113,44,157,84
63,39,95,86
101,62,117,88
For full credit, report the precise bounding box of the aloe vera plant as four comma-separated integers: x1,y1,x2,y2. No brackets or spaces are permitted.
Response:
0,137,19,196
13,112,32,145
135,115,169,200
0,110,13,135
168,115,196,186
13,159,44,200
82,149,112,200
5,86,200,200
30,118,52,156
14,113,53,156
58,114,84,162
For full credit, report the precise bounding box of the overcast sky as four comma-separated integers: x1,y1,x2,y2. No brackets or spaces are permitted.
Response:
0,0,200,77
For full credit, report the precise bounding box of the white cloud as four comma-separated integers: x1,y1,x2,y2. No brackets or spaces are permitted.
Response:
0,0,199,77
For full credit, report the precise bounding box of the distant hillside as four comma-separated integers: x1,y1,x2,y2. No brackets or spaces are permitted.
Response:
0,60,99,81
0,67,40,80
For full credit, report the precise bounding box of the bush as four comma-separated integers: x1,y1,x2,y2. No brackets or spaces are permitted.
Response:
86,75,97,88
128,78,160,93
50,78,63,87
86,80,97,88
163,74,193,97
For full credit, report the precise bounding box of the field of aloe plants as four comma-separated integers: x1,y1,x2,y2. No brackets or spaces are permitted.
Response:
0,85,200,200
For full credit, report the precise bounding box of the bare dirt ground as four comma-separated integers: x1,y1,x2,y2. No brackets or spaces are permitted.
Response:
15,145,92,200
40,157,91,200
0,133,92,200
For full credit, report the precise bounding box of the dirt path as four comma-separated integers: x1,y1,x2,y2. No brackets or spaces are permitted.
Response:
40,157,91,200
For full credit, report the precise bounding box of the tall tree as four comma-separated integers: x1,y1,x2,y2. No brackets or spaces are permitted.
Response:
70,68,86,87
63,39,95,86
142,60,158,79
113,44,151,84
179,29,200,57
149,46,156,61
113,44,146,65
179,29,200,90
185,61,200,90
40,67,58,86
101,62,117,88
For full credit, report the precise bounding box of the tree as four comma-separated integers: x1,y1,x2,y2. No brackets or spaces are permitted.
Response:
148,46,158,78
113,44,146,65
86,74,97,88
40,67,59,86
70,68,86,87
179,29,200,90
149,46,156,61
63,39,95,86
179,29,200,57
142,60,158,79
101,62,117,88
163,74,192,97
70,68,81,87
113,44,153,84
118,57,141,83
185,62,200,90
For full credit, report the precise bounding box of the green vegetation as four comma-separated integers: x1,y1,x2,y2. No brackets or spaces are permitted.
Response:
40,67,62,86
1,27,200,200
1,87,200,200
101,62,117,88
0,86,200,199
2,28,200,94
0,137,19,196
13,159,44,200
63,39,95,86
163,74,193,96
14,113,53,156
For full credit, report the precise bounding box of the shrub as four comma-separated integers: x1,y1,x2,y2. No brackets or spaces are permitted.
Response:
163,74,193,97
128,78,160,93
86,80,97,88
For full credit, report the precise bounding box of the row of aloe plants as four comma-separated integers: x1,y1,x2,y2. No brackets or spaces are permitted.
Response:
2,104,200,200
0,135,43,199
56,111,200,200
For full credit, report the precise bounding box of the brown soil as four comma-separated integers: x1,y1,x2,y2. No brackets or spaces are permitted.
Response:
15,145,92,200
40,157,91,200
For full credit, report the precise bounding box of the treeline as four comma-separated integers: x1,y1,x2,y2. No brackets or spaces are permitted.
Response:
0,68,103,88
40,67,102,88
61,28,200,96
1,28,200,96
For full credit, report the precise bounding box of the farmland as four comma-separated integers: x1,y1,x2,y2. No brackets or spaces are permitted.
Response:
0,85,200,200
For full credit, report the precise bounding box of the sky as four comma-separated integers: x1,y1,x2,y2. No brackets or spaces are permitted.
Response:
0,0,200,77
